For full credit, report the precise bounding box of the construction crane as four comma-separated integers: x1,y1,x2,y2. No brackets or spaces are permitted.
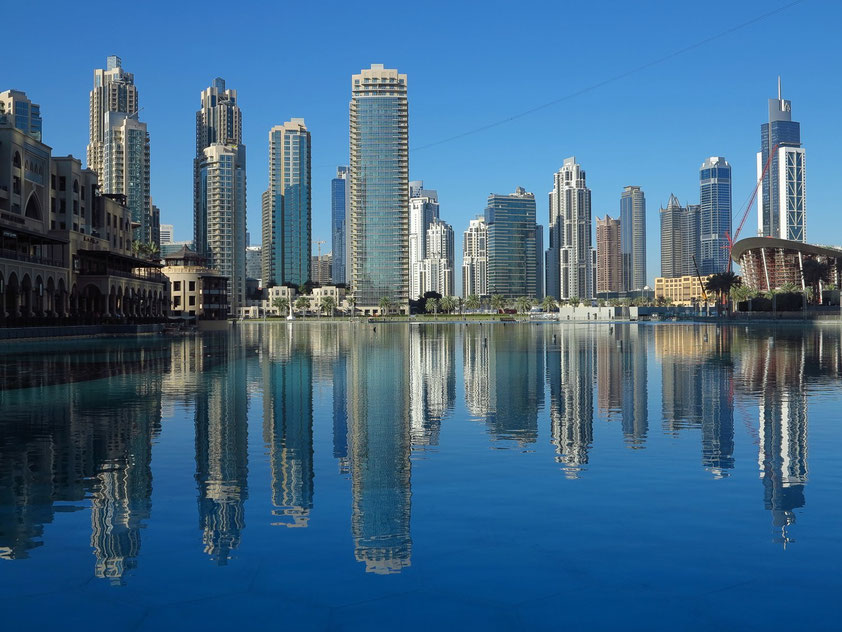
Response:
723,142,781,272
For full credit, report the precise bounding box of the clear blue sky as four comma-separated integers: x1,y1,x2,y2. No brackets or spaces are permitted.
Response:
5,0,840,289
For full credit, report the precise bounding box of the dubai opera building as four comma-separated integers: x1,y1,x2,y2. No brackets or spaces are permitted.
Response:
731,237,842,292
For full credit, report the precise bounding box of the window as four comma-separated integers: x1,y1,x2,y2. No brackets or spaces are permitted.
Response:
189,281,196,291
173,281,181,291
188,296,195,306
173,296,181,307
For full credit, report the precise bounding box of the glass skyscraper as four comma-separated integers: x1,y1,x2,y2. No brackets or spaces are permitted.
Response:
486,187,537,299
620,185,646,291
758,79,806,242
331,166,349,285
699,157,732,275
349,64,409,309
264,119,311,287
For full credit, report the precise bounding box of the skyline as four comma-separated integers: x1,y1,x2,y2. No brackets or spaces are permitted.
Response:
4,0,839,291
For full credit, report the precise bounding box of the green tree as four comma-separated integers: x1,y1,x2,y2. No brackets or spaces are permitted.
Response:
440,295,456,314
801,258,831,305
465,294,481,311
490,294,507,313
596,298,606,308
456,296,464,315
705,271,742,314
295,295,310,316
569,296,581,308
425,297,439,316
320,295,336,317
379,296,393,315
515,296,533,314
347,296,356,317
541,296,557,312
272,297,289,317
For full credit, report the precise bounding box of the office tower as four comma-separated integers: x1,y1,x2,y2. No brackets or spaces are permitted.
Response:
0,90,42,141
758,78,806,242
159,223,174,245
485,187,537,299
408,183,439,299
596,215,622,294
194,78,246,311
699,157,732,275
86,56,153,245
420,217,454,296
349,64,409,309
620,185,646,291
660,194,700,278
534,224,544,300
462,216,488,298
311,253,332,285
547,157,594,300
331,166,349,284
263,119,311,288
245,245,262,281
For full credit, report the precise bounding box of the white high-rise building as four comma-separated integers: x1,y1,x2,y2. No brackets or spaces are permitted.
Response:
420,218,454,297
461,216,488,298
159,224,174,245
88,55,138,179
408,183,439,299
547,157,594,300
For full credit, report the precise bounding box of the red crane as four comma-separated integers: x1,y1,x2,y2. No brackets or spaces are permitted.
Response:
723,142,781,272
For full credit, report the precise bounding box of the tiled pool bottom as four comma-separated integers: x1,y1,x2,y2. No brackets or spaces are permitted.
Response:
1,323,840,630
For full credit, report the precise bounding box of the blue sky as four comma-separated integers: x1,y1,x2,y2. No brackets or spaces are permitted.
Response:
5,0,840,288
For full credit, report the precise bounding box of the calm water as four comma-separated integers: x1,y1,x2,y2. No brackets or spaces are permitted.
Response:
0,323,840,630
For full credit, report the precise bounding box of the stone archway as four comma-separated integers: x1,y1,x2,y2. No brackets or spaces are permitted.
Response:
20,274,33,319
46,277,56,317
33,275,44,318
57,278,67,317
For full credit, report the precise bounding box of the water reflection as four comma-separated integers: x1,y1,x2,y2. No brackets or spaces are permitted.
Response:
0,323,838,581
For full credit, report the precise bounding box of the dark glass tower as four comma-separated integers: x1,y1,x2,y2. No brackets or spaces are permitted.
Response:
331,166,349,284
699,157,732,275
486,187,537,299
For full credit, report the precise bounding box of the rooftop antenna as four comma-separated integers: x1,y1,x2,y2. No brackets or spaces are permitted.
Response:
777,75,781,100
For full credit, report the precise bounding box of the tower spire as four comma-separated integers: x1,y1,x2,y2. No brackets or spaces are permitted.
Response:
777,75,781,100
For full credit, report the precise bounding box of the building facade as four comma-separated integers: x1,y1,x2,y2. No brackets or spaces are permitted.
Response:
420,217,454,296
312,253,332,285
349,64,409,310
87,56,138,182
534,224,544,300
660,194,700,279
245,245,262,283
264,119,311,288
732,237,842,293
162,246,228,320
462,216,488,298
596,215,622,294
620,185,646,291
758,79,806,243
486,187,537,299
331,166,349,284
408,183,439,299
194,78,245,312
699,157,732,275
654,275,713,306
547,157,593,300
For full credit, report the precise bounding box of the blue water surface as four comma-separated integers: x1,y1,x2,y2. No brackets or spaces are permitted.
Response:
0,322,840,630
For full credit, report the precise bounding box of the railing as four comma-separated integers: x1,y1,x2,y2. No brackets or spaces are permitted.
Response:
0,248,63,267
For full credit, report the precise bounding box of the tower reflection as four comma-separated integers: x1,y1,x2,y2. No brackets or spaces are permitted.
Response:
408,326,455,449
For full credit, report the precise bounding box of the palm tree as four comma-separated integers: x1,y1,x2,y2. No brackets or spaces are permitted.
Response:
295,295,310,317
272,297,289,317
456,296,464,316
490,294,507,313
541,296,557,312
379,296,393,316
425,297,439,316
515,296,533,314
320,295,336,317
801,258,831,305
347,296,356,317
569,296,581,308
465,294,481,312
440,295,456,315
705,271,742,315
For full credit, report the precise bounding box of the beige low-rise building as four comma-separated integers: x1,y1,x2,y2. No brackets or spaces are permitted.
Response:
655,275,713,306
162,246,228,320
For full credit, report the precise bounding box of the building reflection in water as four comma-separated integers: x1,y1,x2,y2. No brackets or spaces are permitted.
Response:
547,326,594,478
348,326,412,574
596,325,649,448
656,325,735,479
194,334,249,564
262,325,314,528
408,326,455,449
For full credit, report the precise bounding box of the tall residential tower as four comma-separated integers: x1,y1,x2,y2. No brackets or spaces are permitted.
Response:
331,166,349,285
349,64,409,309
620,185,646,291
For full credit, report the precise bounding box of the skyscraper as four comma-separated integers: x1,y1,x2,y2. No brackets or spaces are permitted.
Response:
534,224,544,300
87,56,153,244
194,78,246,311
264,119,311,287
758,79,806,242
660,194,700,278
420,217,454,296
486,187,537,299
596,216,622,294
547,157,594,300
349,64,409,309
462,216,488,298
331,166,349,285
699,157,732,275
408,183,439,299
620,185,646,291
